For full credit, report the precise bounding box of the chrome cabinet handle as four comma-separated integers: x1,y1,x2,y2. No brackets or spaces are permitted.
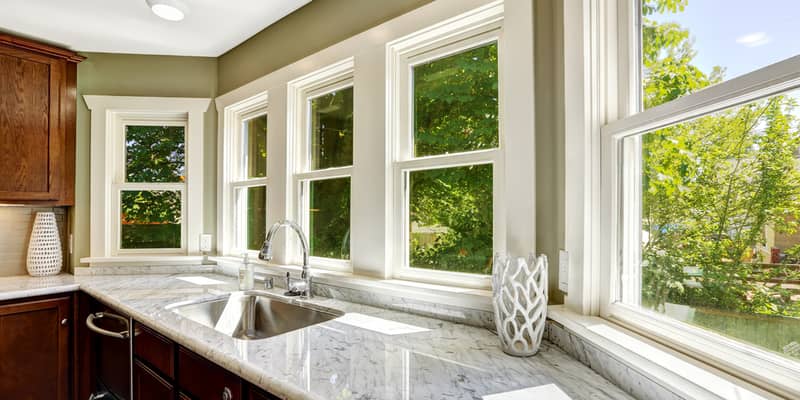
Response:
222,387,232,400
85,312,129,339
61,318,69,326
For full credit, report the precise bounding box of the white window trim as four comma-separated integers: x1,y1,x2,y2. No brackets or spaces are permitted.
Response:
215,0,533,294
287,58,355,272
387,2,508,289
82,96,210,263
218,92,269,257
561,0,800,396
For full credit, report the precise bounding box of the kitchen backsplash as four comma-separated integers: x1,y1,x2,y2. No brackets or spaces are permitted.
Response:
0,207,69,276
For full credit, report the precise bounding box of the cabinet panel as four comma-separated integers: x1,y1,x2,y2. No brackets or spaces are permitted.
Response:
134,359,175,400
0,295,71,400
178,347,242,400
134,322,175,380
249,386,280,400
0,34,81,205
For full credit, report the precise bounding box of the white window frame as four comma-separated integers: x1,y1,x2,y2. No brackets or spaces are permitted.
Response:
219,92,270,257
83,96,210,261
387,4,506,288
287,59,355,272
572,0,800,396
215,0,534,294
113,117,187,255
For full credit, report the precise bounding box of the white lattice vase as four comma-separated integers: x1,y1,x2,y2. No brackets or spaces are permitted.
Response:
26,212,63,277
492,253,548,357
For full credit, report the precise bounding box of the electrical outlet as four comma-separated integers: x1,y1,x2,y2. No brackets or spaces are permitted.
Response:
558,249,569,293
200,234,213,252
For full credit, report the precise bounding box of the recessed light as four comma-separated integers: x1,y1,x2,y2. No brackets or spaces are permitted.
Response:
145,0,187,22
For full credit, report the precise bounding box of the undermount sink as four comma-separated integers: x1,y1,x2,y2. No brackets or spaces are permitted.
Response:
166,291,343,340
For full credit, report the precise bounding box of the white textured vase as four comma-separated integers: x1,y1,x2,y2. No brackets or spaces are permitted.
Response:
26,212,63,277
492,253,548,357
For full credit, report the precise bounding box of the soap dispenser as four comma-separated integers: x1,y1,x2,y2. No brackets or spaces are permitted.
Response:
239,253,254,290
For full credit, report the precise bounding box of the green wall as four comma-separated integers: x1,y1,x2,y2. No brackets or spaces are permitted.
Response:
217,0,433,94
72,53,218,267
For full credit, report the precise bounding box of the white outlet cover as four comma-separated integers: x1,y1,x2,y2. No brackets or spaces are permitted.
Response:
200,234,213,252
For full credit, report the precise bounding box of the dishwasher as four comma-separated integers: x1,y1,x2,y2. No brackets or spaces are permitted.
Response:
85,300,133,400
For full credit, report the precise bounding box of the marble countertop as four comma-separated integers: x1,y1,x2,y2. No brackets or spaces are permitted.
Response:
0,273,79,301
1,272,633,399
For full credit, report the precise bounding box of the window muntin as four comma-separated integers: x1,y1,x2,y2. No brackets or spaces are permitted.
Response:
413,42,499,157
623,88,800,363
309,87,354,169
120,190,181,249
232,113,268,252
641,0,800,109
409,164,493,274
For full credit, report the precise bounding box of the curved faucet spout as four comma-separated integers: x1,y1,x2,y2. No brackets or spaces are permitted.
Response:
259,220,310,277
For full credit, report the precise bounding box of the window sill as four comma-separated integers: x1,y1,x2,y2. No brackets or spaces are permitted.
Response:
209,256,493,312
547,305,782,400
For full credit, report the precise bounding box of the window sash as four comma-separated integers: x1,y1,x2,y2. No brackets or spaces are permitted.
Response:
300,80,354,173
295,173,353,270
600,9,800,393
112,183,186,255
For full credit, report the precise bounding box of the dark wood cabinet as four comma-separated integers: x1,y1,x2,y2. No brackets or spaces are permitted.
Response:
0,33,82,205
178,347,243,400
134,360,175,400
0,294,71,400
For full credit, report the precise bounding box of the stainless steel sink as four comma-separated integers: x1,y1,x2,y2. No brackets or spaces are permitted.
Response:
166,291,343,340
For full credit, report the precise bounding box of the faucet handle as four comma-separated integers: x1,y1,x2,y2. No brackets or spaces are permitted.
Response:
264,277,274,289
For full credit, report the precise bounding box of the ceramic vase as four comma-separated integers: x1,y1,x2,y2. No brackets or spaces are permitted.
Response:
26,212,63,277
492,253,548,356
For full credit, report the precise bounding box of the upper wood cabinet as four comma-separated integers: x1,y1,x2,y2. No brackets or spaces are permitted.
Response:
0,34,82,205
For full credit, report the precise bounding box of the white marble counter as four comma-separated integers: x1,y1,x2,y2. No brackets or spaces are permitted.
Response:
71,273,634,400
0,273,79,301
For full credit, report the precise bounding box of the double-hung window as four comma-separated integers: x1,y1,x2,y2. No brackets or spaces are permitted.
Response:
599,0,800,395
231,112,268,252
83,96,210,261
289,61,354,270
117,121,186,253
389,12,504,286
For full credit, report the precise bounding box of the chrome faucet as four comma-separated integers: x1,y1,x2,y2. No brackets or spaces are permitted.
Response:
259,220,312,297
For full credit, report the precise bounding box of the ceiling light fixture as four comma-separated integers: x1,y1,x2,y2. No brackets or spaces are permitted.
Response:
145,0,187,22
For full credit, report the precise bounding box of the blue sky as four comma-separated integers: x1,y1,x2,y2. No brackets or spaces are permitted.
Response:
649,0,800,81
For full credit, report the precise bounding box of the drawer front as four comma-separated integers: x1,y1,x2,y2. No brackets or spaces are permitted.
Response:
178,347,242,400
249,386,280,400
134,322,175,380
133,360,175,400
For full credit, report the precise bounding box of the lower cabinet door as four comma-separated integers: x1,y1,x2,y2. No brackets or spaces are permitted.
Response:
134,359,175,400
178,347,242,400
0,295,71,400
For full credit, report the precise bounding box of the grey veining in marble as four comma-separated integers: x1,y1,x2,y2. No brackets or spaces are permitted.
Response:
73,264,216,276
0,273,79,301
74,272,634,400
546,321,680,400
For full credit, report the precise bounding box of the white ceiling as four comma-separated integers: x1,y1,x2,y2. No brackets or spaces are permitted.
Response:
0,0,311,57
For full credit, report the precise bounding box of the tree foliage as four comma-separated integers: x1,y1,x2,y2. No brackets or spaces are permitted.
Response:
641,0,800,317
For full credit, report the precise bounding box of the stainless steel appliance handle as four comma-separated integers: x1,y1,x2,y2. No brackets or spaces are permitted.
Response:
85,312,130,339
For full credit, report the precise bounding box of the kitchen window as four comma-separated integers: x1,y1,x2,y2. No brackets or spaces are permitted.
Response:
83,96,210,260
217,0,534,292
388,9,506,287
118,123,186,251
231,113,268,252
288,61,354,271
594,0,800,395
